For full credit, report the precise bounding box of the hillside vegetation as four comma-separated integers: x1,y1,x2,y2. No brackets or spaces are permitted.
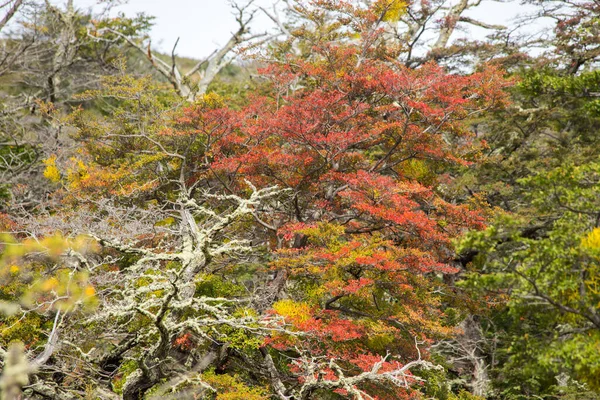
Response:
0,1,599,399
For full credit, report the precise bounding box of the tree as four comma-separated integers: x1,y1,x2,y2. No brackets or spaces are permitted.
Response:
96,0,269,101
0,0,152,213
447,4,600,396
1,74,287,399
263,0,514,70
454,70,600,398
206,1,510,398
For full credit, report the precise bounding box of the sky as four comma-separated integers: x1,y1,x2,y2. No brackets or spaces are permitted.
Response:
69,0,536,59
75,0,276,58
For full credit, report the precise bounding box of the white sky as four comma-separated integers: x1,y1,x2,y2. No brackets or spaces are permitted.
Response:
69,0,537,59
75,0,275,58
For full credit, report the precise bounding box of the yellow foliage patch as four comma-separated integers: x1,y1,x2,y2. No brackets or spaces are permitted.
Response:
43,155,61,183
201,92,225,108
272,299,312,324
582,228,600,250
202,370,268,400
66,157,90,189
84,285,96,297
40,277,60,291
374,0,407,22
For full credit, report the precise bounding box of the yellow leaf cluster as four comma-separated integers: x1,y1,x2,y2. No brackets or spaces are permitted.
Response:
66,157,90,189
272,299,312,323
200,92,225,109
43,155,61,183
374,0,407,22
202,370,268,400
581,228,600,250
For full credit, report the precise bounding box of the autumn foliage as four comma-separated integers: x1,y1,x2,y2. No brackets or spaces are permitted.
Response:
0,1,516,399
163,2,509,396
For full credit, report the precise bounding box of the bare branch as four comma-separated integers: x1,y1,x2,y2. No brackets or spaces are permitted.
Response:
0,0,23,32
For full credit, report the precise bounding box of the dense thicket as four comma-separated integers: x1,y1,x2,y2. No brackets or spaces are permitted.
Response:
0,1,599,399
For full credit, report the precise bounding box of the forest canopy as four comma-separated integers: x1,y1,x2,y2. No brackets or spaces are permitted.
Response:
0,0,599,399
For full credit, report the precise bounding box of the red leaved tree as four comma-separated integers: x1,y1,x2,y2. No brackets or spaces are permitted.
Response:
171,1,511,398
